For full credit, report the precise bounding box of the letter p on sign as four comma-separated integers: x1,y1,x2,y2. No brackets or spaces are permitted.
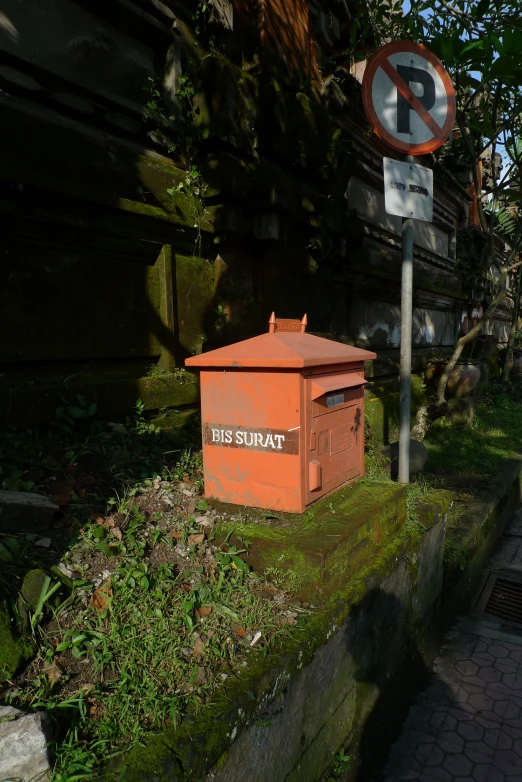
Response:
362,41,455,156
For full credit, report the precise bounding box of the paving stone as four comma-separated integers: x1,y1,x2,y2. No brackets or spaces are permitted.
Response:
423,768,452,781
437,730,464,753
443,753,473,776
493,748,522,775
384,514,522,782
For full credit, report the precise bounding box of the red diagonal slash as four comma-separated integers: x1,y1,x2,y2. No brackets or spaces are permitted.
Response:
380,58,444,138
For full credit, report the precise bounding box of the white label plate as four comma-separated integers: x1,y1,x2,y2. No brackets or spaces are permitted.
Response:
383,157,433,222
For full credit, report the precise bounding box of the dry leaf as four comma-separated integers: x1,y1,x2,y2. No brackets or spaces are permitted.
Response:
196,605,212,618
194,666,206,686
167,529,183,540
43,660,63,684
110,527,122,541
53,481,74,507
81,683,95,694
90,513,105,525
89,579,113,614
192,636,205,658
188,533,205,547
235,627,246,638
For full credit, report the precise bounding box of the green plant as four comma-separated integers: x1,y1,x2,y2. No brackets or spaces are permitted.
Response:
1,468,35,492
55,395,97,432
31,577,62,629
213,303,228,334
264,567,302,594
404,479,431,536
327,746,351,780
167,164,209,257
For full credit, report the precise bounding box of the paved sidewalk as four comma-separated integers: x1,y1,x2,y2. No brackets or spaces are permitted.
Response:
385,510,522,782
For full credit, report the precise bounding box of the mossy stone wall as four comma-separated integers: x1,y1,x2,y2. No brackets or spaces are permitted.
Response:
109,486,451,781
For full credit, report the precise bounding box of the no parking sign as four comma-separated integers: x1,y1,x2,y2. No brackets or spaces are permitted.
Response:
362,41,455,155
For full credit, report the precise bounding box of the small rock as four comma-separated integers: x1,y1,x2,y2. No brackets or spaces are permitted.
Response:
18,568,49,629
381,440,428,479
181,647,192,657
181,489,192,498
0,705,51,781
35,537,52,548
159,496,174,512
107,423,128,437
0,491,58,534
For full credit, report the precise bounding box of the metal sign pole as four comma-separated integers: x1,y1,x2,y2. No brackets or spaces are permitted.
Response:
361,42,456,485
398,155,415,484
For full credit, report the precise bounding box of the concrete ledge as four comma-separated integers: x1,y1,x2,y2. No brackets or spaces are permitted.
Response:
442,457,522,616
1,372,200,427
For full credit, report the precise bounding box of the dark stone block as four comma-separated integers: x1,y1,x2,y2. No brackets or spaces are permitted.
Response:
0,491,58,534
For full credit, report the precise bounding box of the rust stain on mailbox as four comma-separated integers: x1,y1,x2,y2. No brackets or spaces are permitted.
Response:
186,314,376,513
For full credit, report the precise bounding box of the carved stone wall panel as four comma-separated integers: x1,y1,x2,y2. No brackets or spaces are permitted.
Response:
0,1,155,112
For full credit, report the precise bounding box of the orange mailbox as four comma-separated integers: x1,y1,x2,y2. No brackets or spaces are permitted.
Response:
186,314,376,513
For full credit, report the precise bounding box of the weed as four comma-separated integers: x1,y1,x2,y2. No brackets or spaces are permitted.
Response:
404,478,431,535
264,567,303,595
31,577,61,629
327,746,351,780
364,420,391,482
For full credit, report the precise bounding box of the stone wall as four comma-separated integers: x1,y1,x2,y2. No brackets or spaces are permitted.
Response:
0,0,509,435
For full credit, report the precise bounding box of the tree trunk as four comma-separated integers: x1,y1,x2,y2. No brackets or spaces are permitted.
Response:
502,266,522,382
436,287,507,405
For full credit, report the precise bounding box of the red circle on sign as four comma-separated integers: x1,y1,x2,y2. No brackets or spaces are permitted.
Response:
362,40,456,155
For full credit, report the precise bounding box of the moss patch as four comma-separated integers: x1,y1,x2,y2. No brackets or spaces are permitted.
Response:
214,482,406,599
0,600,29,682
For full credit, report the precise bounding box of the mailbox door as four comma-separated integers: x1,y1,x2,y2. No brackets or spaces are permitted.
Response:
306,374,364,505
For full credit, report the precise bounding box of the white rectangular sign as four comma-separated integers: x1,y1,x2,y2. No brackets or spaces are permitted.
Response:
383,158,433,222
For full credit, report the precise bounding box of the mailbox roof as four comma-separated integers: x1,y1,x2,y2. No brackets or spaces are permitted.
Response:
185,333,376,369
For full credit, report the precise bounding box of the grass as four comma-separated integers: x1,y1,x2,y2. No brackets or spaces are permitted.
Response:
0,400,300,779
424,380,522,480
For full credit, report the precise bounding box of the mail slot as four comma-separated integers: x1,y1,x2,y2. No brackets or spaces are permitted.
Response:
185,314,376,513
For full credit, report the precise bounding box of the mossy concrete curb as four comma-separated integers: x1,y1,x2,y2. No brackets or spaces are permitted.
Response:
442,457,522,616
109,485,452,782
